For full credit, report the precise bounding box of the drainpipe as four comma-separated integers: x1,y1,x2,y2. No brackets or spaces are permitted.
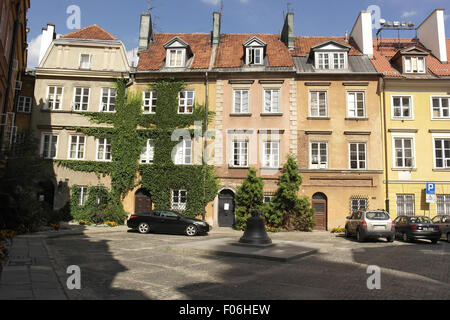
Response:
381,76,390,213
202,71,210,221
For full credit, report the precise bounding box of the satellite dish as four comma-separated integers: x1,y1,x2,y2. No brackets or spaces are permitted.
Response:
379,19,386,26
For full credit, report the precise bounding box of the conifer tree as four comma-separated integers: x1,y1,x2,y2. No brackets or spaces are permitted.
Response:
234,168,264,230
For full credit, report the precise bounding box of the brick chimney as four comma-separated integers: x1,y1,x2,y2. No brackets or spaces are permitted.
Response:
350,11,373,58
212,12,221,46
38,23,56,66
138,13,153,51
417,9,447,63
281,12,294,50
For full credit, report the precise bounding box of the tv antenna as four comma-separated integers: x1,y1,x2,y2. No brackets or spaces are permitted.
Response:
220,0,224,14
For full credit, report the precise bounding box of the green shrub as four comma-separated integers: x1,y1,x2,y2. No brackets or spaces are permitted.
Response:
234,168,264,230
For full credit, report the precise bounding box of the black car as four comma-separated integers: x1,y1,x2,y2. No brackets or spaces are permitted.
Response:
394,215,442,244
127,210,210,236
431,215,450,243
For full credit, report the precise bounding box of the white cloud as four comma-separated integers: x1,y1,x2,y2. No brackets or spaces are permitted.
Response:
201,0,220,5
401,10,417,18
127,47,139,68
27,34,42,69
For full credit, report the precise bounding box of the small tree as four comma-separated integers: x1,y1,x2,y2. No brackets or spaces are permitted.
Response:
264,155,316,231
234,168,264,230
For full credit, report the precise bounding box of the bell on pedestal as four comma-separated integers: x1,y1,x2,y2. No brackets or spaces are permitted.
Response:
239,210,272,245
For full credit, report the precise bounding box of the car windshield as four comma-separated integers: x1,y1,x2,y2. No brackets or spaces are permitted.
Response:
409,216,432,224
365,211,390,220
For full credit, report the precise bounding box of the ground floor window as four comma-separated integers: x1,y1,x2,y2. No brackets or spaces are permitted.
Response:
79,186,89,206
172,189,187,211
437,195,450,215
350,197,368,215
396,194,414,216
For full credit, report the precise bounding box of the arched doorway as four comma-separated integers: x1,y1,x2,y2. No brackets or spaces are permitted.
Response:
218,189,235,227
135,189,152,214
312,192,327,231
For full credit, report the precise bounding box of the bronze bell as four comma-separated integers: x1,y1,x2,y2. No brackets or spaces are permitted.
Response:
239,210,272,245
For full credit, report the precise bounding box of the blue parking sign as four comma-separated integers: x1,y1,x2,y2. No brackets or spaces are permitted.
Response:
426,183,435,195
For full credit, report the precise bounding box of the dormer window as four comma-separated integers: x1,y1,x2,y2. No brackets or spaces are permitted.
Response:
311,41,350,70
164,37,189,68
404,56,425,73
243,37,266,66
392,46,429,75
79,54,91,69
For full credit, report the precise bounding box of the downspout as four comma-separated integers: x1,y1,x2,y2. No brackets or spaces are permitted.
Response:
381,76,390,213
202,71,209,221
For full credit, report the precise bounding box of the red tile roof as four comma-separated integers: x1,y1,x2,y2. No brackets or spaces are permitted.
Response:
291,36,363,57
137,33,212,71
214,34,294,68
371,38,450,78
61,25,118,41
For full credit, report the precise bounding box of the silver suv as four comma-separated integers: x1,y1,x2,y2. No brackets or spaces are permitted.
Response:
345,210,395,242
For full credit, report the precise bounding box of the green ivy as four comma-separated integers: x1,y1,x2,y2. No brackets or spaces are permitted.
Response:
57,78,218,220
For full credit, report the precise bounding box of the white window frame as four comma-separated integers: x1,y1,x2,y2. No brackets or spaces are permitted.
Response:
392,135,415,169
40,133,59,159
166,49,186,68
79,54,92,70
96,138,112,162
262,140,280,168
246,47,263,65
310,142,328,169
396,194,415,216
142,91,157,114
178,91,194,114
68,135,86,160
79,186,89,206
233,90,250,114
17,96,32,113
100,88,116,112
437,195,450,215
347,91,366,118
404,56,425,74
431,96,450,120
174,138,192,165
391,95,414,120
432,135,450,169
46,86,64,110
350,197,368,214
140,139,155,164
315,52,347,69
72,87,90,112
309,91,328,117
263,89,280,114
232,140,249,168
349,142,367,170
171,189,187,211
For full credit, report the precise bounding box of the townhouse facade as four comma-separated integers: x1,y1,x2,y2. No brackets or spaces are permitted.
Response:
0,0,30,151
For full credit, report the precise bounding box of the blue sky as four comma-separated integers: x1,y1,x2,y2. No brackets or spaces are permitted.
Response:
26,0,449,68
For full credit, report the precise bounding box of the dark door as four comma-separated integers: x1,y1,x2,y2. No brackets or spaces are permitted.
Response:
312,193,327,231
135,189,152,214
218,190,235,227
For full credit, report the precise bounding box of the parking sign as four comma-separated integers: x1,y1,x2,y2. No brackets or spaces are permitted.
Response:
426,183,435,203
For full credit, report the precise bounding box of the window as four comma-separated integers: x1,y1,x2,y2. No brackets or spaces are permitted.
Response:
397,194,415,216
72,87,90,111
79,186,89,206
264,89,280,113
262,141,280,168
432,97,450,119
167,49,185,67
264,195,273,203
437,195,450,215
351,197,368,215
140,139,155,164
349,143,366,170
17,96,32,113
79,54,91,69
142,91,157,114
96,138,112,161
404,56,425,73
392,96,412,119
309,91,327,117
310,142,328,169
40,134,58,159
434,139,450,169
172,190,187,211
233,90,249,114
233,140,248,167
46,86,63,110
100,88,116,112
178,91,194,114
394,138,414,168
246,47,263,65
347,92,365,118
174,137,192,165
316,52,346,69
69,135,86,160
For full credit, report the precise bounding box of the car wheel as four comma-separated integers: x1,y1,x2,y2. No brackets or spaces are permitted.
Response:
402,233,409,242
185,224,198,237
345,227,350,238
447,233,450,244
138,222,150,234
387,236,394,243
356,229,364,242
431,239,438,244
